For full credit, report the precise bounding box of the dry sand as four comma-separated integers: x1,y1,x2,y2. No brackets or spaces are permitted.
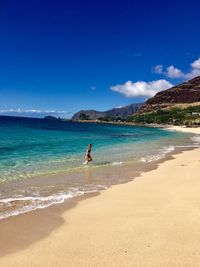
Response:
1,127,200,267
165,125,200,134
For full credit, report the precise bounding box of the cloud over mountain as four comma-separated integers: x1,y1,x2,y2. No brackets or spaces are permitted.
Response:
110,80,173,98
153,57,200,79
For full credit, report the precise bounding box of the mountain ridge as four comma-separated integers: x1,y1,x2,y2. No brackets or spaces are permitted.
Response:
72,103,143,120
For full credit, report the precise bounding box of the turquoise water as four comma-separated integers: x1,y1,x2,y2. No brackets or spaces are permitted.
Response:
0,116,198,219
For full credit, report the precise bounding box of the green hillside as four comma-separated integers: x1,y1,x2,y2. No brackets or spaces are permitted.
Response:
126,105,200,126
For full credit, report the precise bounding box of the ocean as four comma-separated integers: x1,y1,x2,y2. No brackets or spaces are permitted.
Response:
0,115,198,219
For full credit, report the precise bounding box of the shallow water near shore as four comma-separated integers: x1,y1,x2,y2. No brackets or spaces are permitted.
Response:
0,116,199,219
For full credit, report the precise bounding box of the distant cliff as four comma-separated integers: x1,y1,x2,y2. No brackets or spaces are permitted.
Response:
72,103,143,120
139,76,200,113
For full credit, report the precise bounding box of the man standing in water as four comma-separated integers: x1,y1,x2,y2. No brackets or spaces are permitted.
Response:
83,144,93,165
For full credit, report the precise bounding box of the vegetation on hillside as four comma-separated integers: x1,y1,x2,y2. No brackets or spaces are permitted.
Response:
79,113,90,120
127,105,200,126
78,105,200,126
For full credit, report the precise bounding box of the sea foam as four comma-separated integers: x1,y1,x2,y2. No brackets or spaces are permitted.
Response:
140,146,175,163
191,135,200,144
0,188,96,220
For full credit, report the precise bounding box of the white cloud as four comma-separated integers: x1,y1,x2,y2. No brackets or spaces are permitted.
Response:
191,58,200,69
185,58,200,79
0,109,71,118
153,65,165,74
153,57,200,79
115,105,125,108
110,79,173,98
185,68,200,79
153,64,184,78
166,65,184,78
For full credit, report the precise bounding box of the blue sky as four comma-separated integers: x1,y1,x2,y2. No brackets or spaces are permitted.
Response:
0,0,200,117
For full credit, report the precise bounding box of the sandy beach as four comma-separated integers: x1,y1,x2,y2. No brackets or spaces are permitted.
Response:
1,126,200,267
165,125,200,134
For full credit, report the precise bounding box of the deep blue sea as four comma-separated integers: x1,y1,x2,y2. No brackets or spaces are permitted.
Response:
0,116,198,219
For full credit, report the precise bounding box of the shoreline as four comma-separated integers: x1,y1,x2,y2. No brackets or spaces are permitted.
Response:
0,127,200,266
164,125,200,134
0,146,200,267
72,119,200,131
0,124,196,221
